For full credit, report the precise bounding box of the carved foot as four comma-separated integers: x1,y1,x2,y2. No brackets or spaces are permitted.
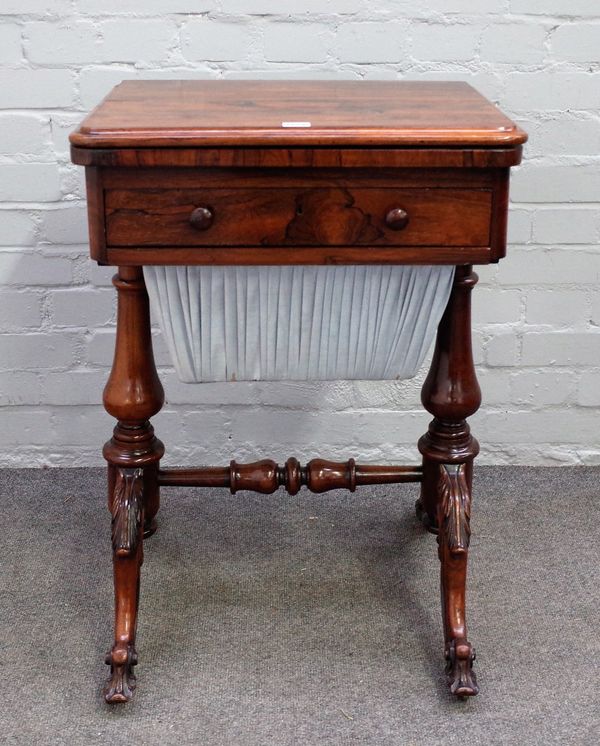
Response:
445,639,478,697
415,498,438,534
104,645,138,703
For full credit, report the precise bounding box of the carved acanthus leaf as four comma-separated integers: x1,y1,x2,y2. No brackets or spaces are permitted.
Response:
111,468,143,557
439,463,471,555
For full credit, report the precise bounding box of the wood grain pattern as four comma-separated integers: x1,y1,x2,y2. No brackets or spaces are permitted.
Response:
103,245,492,267
70,80,527,149
70,145,523,169
101,166,497,189
83,165,509,265
104,186,492,248
69,80,527,703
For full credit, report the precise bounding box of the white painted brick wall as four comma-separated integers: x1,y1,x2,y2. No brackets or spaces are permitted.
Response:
337,23,407,64
550,23,600,62
1,2,599,468
264,23,332,64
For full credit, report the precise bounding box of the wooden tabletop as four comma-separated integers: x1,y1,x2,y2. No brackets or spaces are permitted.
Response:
70,80,526,149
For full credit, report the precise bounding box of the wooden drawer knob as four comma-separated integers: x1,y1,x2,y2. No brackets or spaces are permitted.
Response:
385,207,409,230
189,206,214,230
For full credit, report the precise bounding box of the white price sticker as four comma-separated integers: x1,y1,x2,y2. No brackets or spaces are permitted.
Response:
281,121,312,128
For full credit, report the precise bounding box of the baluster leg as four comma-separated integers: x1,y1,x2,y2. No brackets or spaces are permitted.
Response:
102,267,164,704
418,265,481,697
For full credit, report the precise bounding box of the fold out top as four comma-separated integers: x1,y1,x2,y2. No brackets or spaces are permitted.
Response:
70,80,527,150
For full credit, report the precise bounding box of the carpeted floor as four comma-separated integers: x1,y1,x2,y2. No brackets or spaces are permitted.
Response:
1,466,599,745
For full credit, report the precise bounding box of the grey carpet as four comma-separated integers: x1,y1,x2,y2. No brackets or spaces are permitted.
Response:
1,466,599,745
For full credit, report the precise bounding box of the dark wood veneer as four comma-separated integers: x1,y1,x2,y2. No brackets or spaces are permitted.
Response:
104,186,492,248
70,80,526,706
84,166,509,264
71,145,523,169
70,80,527,150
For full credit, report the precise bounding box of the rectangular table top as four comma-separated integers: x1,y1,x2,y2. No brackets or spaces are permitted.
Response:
70,80,526,150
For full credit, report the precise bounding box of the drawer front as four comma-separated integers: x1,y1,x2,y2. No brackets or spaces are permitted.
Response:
104,186,492,248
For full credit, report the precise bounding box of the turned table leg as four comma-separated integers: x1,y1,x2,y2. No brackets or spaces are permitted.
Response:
417,265,481,697
102,267,164,704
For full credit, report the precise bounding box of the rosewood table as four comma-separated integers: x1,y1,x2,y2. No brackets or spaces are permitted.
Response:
70,80,526,703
